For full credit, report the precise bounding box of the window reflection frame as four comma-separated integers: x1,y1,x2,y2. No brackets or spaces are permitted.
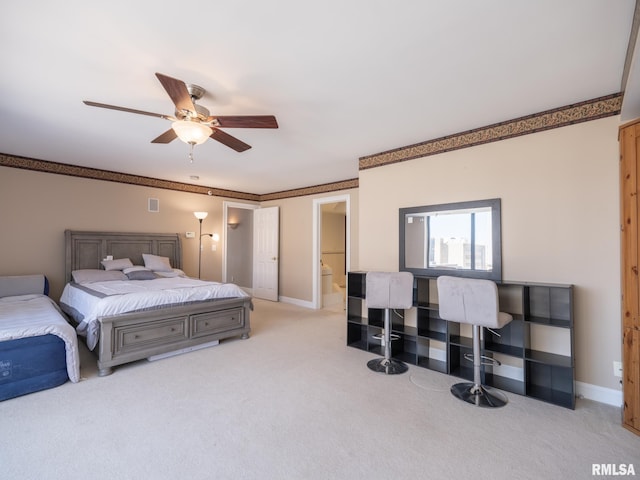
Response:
399,198,502,281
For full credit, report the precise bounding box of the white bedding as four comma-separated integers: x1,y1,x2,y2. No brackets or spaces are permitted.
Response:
0,294,80,383
60,277,250,351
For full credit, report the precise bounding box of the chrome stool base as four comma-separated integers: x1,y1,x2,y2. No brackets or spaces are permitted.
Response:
451,382,508,408
367,357,408,375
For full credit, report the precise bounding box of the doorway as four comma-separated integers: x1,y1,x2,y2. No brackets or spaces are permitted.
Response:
313,195,350,310
223,202,257,292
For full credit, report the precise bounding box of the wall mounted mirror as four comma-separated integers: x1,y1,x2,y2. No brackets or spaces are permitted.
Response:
399,198,502,281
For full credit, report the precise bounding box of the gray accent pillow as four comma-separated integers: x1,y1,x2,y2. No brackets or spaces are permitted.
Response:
123,266,157,280
125,270,157,280
101,258,133,271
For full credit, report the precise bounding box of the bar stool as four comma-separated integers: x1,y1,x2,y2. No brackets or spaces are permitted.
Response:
437,275,513,408
366,271,414,375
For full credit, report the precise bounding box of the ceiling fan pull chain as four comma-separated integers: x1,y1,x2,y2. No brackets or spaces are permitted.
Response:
189,143,195,163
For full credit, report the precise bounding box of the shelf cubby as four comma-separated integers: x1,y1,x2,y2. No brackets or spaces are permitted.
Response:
416,337,447,373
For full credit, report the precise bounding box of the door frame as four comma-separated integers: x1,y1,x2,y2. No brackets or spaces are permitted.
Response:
312,194,350,309
222,201,259,284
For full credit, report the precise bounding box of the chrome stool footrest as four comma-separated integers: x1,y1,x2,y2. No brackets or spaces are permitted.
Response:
372,332,400,341
463,353,501,367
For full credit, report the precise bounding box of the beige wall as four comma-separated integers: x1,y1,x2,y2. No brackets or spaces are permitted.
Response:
358,115,621,391
0,167,230,298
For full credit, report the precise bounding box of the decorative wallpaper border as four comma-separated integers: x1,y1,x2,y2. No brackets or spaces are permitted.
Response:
359,93,623,170
260,178,359,201
0,153,356,201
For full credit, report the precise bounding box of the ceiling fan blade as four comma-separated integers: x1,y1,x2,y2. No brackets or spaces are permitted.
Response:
213,115,278,129
83,101,172,120
211,128,251,152
151,129,178,144
155,73,196,114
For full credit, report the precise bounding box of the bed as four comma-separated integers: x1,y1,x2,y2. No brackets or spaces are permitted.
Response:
0,274,80,401
60,230,252,376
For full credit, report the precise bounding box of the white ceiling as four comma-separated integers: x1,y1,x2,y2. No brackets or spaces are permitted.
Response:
0,1,637,195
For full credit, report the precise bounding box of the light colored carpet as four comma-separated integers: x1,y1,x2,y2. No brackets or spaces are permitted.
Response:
1,299,638,480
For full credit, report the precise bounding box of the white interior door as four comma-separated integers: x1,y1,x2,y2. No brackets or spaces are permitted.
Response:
253,206,279,301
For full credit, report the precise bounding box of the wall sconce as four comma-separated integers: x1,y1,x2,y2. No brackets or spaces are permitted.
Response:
193,211,212,279
227,222,240,230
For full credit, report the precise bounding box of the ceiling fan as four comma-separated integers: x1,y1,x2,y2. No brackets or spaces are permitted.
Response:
83,72,278,158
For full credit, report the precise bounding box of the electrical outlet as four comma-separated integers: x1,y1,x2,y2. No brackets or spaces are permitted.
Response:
613,361,622,378
185,232,195,238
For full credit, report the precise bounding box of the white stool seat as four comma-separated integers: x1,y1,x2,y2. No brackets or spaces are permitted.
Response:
437,275,513,408
437,275,512,328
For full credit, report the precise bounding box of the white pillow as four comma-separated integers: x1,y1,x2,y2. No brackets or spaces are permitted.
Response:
72,269,127,284
122,266,151,274
101,258,133,271
154,268,187,278
142,254,173,272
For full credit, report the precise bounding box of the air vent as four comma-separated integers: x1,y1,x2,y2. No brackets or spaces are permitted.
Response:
148,198,159,213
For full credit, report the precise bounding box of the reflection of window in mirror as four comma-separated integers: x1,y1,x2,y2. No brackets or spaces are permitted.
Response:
427,208,492,271
400,199,501,281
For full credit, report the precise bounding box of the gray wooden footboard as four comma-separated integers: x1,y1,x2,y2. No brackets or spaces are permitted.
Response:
95,297,251,376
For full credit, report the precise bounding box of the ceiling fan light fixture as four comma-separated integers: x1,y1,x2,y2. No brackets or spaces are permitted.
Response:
172,120,213,145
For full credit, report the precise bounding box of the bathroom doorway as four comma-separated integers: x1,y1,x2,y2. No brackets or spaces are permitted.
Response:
312,195,350,310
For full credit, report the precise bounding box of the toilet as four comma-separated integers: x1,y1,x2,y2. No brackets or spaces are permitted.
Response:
322,264,333,293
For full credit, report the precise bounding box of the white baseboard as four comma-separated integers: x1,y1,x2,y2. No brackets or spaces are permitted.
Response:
278,296,315,309
576,381,622,407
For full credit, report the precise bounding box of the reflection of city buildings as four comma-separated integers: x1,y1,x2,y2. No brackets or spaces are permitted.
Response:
430,238,488,269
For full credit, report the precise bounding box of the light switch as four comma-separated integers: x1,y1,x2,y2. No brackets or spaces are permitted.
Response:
185,232,195,238
211,244,217,251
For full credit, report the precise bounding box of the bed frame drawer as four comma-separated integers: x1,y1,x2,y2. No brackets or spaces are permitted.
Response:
114,316,189,354
191,308,244,338
95,297,251,377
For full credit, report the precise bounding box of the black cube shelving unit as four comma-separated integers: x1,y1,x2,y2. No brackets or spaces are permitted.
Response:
346,272,575,409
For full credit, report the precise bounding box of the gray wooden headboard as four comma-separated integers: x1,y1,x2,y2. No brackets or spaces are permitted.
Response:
64,230,183,282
